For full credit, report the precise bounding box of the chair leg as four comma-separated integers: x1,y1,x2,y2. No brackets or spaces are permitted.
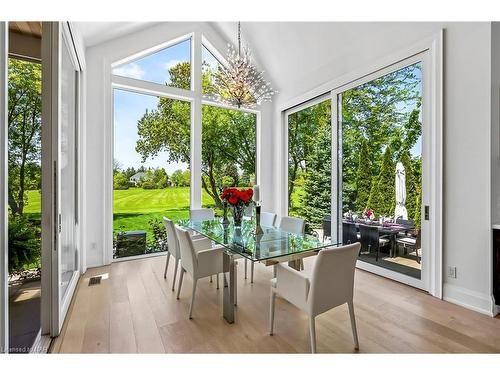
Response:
415,247,420,264
176,268,185,300
216,273,219,289
348,301,359,351
172,258,179,291
269,291,276,335
188,278,198,319
309,316,317,354
210,275,213,283
163,252,170,279
244,259,248,279
250,261,254,283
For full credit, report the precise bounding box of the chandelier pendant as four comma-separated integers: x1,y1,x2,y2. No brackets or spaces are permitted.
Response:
211,22,277,109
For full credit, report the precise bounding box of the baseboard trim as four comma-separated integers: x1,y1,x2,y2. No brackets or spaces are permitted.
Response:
443,283,495,316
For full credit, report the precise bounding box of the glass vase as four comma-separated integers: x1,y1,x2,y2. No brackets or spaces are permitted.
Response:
232,205,244,227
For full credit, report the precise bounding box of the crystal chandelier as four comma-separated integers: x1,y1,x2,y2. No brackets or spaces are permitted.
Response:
211,22,277,109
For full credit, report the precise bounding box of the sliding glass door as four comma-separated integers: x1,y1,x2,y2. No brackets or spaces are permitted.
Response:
284,50,435,292
41,22,80,336
333,54,429,290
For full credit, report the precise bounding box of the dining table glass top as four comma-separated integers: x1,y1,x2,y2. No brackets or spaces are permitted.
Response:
178,217,340,262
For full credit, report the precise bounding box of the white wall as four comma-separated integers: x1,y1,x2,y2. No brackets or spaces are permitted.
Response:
271,22,494,315
83,22,274,268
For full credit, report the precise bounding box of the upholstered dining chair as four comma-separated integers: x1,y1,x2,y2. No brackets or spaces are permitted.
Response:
175,226,235,319
279,216,306,235
269,243,361,353
260,211,277,227
279,216,306,271
190,208,215,220
163,217,210,291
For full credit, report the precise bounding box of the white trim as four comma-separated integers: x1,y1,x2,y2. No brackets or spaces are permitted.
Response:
111,33,193,71
443,283,496,317
112,75,195,102
0,21,8,354
59,270,79,326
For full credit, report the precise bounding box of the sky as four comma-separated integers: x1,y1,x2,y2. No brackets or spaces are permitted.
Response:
113,41,219,174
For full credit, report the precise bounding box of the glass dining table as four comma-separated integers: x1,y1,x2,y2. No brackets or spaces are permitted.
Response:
178,217,340,323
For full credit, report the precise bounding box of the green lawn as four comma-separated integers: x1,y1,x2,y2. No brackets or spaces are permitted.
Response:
115,187,214,236
24,187,216,239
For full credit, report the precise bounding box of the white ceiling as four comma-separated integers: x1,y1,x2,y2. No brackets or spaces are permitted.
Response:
74,22,155,48
74,21,418,94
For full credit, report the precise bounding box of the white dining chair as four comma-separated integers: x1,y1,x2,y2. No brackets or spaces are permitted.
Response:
279,216,306,270
189,208,220,285
269,243,361,353
260,211,277,227
176,226,236,319
163,217,211,291
190,208,215,220
279,216,306,235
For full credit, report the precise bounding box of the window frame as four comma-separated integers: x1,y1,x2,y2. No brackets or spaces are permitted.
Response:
107,31,261,264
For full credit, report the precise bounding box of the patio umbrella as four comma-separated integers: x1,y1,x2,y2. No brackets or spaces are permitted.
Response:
394,161,408,220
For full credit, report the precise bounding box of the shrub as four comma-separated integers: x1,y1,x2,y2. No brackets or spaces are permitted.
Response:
148,218,167,252
141,180,156,189
8,215,41,273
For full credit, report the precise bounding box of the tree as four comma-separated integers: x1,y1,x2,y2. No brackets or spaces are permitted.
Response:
113,172,129,190
8,59,42,216
171,169,184,187
113,158,123,173
300,120,332,228
287,100,331,212
136,63,256,208
367,146,395,216
181,170,190,186
400,151,417,221
354,138,372,213
341,63,421,212
152,168,168,188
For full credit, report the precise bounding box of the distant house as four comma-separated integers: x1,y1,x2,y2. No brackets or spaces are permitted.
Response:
129,172,146,186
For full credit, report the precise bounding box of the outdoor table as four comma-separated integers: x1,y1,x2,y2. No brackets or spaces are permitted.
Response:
343,220,414,257
178,217,340,323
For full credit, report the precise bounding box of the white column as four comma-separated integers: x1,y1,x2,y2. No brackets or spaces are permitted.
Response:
190,31,202,209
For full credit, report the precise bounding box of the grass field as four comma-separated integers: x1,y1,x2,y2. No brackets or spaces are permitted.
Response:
114,187,213,237
25,187,215,240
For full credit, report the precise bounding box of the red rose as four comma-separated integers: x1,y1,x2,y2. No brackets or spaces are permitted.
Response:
228,196,238,205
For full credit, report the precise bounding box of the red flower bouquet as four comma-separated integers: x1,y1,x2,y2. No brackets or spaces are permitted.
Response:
220,187,253,206
220,187,253,226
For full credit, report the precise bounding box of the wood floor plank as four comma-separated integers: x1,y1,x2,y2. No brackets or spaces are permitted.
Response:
52,256,500,354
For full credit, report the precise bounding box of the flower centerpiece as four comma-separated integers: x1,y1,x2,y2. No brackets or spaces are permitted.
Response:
220,187,253,227
363,208,375,221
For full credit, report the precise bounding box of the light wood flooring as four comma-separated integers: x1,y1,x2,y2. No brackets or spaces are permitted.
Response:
50,255,500,353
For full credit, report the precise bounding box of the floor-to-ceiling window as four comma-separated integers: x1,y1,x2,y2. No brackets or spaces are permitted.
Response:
286,98,331,236
111,35,259,259
113,90,191,259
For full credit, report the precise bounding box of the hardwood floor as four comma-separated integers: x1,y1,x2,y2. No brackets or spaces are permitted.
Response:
50,255,500,353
